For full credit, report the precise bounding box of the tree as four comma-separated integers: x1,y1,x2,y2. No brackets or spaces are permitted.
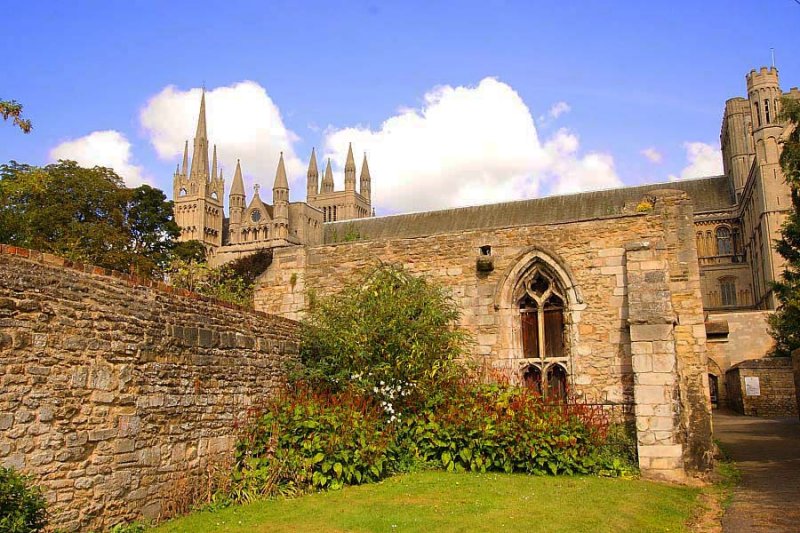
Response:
0,100,32,133
296,264,469,402
769,96,800,356
0,160,180,276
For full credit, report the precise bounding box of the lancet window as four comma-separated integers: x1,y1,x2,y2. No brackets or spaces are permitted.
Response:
517,266,568,402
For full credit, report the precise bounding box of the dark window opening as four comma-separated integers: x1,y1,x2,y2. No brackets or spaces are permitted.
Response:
765,100,771,124
522,365,542,395
480,245,492,256
708,374,719,407
720,279,737,307
547,365,568,402
716,227,732,255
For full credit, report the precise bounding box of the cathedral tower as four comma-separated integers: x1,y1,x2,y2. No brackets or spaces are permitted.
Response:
307,147,319,200
173,89,224,248
344,143,356,192
360,153,371,203
228,159,246,244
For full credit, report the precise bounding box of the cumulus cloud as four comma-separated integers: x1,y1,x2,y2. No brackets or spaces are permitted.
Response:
140,81,303,197
669,142,723,181
322,78,620,213
49,130,148,187
641,147,663,164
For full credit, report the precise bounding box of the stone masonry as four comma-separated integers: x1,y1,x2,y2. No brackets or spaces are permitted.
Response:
255,189,714,479
0,245,299,531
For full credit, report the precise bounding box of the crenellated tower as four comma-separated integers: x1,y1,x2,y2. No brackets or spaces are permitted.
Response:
307,146,373,222
173,89,224,248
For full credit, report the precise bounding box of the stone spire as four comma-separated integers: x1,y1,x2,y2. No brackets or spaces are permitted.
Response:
344,143,356,191
360,152,371,202
307,147,319,199
181,140,189,175
322,158,335,193
273,152,289,239
273,152,289,191
230,159,245,197
189,89,210,181
211,144,218,181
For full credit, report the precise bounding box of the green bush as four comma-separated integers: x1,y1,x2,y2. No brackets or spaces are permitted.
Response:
231,386,404,502
296,264,469,409
0,467,47,533
402,382,635,476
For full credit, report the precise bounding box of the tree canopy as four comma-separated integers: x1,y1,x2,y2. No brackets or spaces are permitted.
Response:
0,160,179,276
769,97,800,355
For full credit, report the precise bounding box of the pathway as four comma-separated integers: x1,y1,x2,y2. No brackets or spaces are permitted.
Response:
714,410,800,532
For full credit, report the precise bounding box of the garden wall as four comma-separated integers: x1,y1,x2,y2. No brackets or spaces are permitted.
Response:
0,246,299,531
725,357,798,417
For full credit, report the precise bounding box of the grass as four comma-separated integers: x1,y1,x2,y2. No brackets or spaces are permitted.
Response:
152,471,700,533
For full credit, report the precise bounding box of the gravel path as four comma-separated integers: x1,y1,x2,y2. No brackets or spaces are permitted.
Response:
714,410,800,533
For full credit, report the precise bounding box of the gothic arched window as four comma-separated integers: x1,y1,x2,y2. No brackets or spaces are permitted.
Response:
517,267,567,400
716,227,732,256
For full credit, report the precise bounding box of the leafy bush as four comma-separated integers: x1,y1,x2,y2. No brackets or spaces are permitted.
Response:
231,386,403,502
402,382,635,477
296,264,469,408
0,467,47,533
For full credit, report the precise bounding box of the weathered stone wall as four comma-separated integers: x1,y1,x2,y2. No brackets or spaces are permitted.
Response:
706,310,775,407
0,246,299,532
793,349,800,420
255,189,714,478
725,358,799,417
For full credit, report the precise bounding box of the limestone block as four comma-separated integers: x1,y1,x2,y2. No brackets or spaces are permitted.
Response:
630,324,673,342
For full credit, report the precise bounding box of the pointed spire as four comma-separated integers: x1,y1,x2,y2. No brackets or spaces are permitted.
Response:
211,144,218,181
273,152,289,190
344,143,356,191
360,152,371,202
189,88,210,181
322,158,335,193
360,153,371,180
307,147,319,198
195,88,208,142
181,140,189,175
307,147,319,178
230,159,245,197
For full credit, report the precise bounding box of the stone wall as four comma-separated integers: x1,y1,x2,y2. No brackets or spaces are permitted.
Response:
793,349,800,420
706,310,775,407
725,358,798,417
0,246,299,532
255,189,714,479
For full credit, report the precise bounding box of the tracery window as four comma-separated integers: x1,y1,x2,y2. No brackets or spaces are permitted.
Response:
517,267,567,401
720,278,737,307
716,227,732,256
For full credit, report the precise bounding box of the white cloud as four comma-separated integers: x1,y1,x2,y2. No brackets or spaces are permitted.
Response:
548,101,571,120
322,78,620,213
139,81,303,198
641,147,663,164
49,130,148,187
669,142,723,181
538,101,571,126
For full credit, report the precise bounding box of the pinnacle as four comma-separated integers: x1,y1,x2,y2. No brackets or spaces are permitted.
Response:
274,152,289,190
307,147,319,177
230,159,245,196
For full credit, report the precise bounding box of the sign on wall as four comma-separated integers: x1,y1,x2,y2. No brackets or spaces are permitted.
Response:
744,376,761,396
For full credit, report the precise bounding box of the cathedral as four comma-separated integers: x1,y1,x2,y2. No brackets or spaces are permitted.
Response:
172,90,373,266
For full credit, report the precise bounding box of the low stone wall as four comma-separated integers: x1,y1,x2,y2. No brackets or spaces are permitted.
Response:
791,349,800,420
705,310,775,407
725,357,798,417
0,246,299,531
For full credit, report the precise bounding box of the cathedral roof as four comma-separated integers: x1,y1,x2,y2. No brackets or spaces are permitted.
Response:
323,175,735,243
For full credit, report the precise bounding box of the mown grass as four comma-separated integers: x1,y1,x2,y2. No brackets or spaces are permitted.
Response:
152,471,699,533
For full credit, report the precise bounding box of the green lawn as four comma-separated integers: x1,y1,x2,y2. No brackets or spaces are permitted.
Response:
152,471,699,533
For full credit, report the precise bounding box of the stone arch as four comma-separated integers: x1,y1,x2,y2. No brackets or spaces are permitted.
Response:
492,246,586,385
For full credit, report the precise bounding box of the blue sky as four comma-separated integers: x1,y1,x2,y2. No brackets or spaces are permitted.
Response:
2,0,799,214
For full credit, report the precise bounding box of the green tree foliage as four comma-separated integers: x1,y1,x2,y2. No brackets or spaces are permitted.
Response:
296,264,469,402
166,249,272,307
770,97,800,355
0,160,179,276
0,467,47,533
0,100,32,133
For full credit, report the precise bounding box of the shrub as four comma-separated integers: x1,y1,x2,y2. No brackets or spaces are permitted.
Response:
0,467,47,533
296,264,470,408
230,386,404,502
402,381,635,477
